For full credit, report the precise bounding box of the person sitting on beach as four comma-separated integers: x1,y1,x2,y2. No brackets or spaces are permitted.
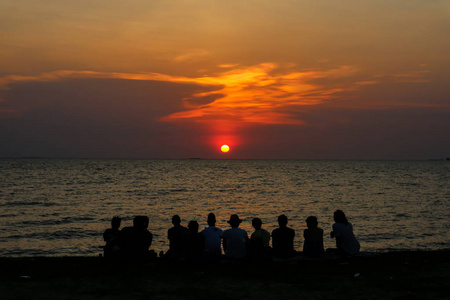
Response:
185,220,205,261
201,213,223,259
302,216,325,258
248,217,271,260
328,210,360,256
271,214,297,258
250,218,271,248
103,216,122,259
163,214,189,259
221,214,248,260
119,215,153,261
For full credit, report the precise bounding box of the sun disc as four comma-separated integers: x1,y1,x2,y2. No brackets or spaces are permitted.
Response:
221,145,230,153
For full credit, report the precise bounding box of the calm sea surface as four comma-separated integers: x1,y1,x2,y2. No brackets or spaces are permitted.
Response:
0,159,449,257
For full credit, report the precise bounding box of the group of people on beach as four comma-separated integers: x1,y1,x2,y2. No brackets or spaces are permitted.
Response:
102,210,360,262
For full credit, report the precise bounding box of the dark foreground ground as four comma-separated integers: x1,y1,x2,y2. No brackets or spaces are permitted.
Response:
1,250,449,300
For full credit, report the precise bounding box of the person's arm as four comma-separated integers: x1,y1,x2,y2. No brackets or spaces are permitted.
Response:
221,231,227,251
148,232,153,249
332,225,342,249
271,231,277,248
222,238,227,251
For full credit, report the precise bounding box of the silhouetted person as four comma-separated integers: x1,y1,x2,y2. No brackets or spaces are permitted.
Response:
103,216,121,259
119,216,153,262
303,216,325,258
186,220,205,261
328,210,360,256
272,214,297,258
163,215,189,259
221,214,248,260
248,217,271,260
201,213,223,260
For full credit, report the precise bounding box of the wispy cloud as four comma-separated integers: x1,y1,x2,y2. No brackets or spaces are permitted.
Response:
392,70,431,83
173,49,210,62
0,64,361,125
161,64,359,125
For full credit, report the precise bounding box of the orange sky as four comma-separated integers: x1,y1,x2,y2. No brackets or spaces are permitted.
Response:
1,1,449,159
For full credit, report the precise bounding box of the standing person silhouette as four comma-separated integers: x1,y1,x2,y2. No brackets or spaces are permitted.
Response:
201,213,223,260
272,214,297,258
328,210,360,256
221,214,248,260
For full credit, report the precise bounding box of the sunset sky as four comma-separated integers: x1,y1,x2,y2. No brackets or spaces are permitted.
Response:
1,0,449,159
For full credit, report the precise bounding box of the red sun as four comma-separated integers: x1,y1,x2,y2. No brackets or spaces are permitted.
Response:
221,145,230,153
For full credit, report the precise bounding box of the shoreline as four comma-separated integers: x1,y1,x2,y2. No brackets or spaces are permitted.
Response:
1,250,449,299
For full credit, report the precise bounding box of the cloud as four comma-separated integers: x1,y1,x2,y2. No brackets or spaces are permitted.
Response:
173,49,210,62
392,70,431,83
161,64,361,125
0,64,362,127
0,63,448,159
218,64,239,68
355,81,378,85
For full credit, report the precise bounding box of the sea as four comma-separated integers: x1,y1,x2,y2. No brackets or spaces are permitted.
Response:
1,159,449,257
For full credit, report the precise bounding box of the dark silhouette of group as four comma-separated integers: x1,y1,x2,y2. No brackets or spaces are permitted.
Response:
103,215,156,261
103,210,360,262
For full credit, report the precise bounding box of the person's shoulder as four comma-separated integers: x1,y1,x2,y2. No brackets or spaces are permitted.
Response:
333,222,349,229
120,226,134,235
204,226,223,232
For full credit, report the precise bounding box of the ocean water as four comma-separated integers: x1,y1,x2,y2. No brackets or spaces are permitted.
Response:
0,159,449,257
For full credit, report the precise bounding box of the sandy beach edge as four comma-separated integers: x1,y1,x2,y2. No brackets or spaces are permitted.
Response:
1,250,449,299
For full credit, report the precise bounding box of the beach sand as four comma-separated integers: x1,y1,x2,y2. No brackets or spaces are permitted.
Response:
1,250,449,300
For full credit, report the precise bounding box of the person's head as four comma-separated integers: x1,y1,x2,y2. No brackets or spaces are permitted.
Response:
111,216,121,230
188,220,199,233
227,214,242,228
333,210,348,225
305,216,318,229
277,214,288,227
133,216,149,229
252,217,262,230
207,213,216,227
172,215,181,226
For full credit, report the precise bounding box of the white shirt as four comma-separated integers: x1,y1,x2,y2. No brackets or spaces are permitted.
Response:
332,222,360,255
221,227,248,258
